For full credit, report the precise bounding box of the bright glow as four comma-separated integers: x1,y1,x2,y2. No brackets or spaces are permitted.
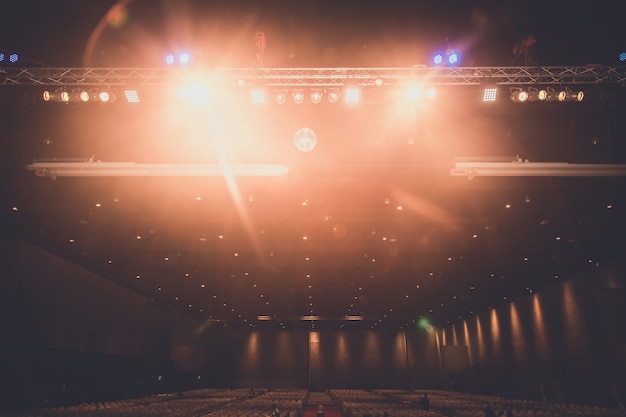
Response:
79,90,90,102
537,89,548,100
99,91,111,102
9,53,18,63
511,89,528,102
60,91,70,102
250,89,266,104
42,91,51,102
518,90,529,102
165,54,175,65
179,52,191,65
558,90,567,101
310,89,323,104
292,89,305,104
178,83,212,106
124,90,140,103
294,127,318,152
433,54,443,65
448,51,459,65
344,87,360,103
575,91,584,102
483,88,497,102
426,87,437,99
418,317,430,329
406,86,420,101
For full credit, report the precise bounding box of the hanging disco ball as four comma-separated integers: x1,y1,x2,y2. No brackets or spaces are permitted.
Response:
293,128,317,152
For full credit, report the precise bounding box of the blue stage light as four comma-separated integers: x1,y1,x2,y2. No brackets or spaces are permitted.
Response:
433,54,443,65
179,52,191,65
0,53,4,62
620,52,626,62
447,51,459,65
9,53,18,63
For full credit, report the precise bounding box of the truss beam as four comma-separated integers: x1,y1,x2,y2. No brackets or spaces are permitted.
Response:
2,66,626,87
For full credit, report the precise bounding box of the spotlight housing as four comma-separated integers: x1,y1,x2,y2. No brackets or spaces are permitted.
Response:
327,88,341,104
292,89,305,104
273,89,287,105
310,89,323,104
510,88,528,103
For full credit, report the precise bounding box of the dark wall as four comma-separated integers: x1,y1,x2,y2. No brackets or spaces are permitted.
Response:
441,263,626,407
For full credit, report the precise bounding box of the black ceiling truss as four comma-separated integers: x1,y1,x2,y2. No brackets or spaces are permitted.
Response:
1,66,625,87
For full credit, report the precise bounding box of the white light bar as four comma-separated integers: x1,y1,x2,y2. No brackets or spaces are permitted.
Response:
451,161,626,178
26,162,289,178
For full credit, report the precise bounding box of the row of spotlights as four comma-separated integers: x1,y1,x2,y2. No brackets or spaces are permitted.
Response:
267,88,356,105
509,87,584,103
42,88,140,103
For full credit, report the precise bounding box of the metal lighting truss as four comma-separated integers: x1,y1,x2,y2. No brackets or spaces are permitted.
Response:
2,66,626,87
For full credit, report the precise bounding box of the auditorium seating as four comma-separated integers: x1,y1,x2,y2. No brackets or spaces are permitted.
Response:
5,388,626,417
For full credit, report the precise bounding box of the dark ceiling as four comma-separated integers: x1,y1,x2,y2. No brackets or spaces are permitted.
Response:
1,0,626,331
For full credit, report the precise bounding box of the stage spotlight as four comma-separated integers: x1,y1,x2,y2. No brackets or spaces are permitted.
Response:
99,90,117,103
179,52,191,65
60,90,70,103
69,88,88,102
525,87,547,102
273,89,287,104
563,89,584,102
510,88,528,102
619,51,626,62
292,89,305,104
433,53,443,65
0,53,3,62
99,91,111,102
482,87,498,102
9,53,18,63
344,87,360,103
165,54,175,65
447,51,459,65
78,90,91,102
575,91,584,102
537,89,548,101
310,89,323,104
124,90,140,103
327,88,341,104
293,127,318,152
251,88,266,104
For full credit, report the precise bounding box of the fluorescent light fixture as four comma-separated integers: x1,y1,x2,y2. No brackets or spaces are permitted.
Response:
26,162,290,178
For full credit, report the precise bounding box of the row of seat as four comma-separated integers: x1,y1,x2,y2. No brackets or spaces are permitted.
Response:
6,388,626,417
